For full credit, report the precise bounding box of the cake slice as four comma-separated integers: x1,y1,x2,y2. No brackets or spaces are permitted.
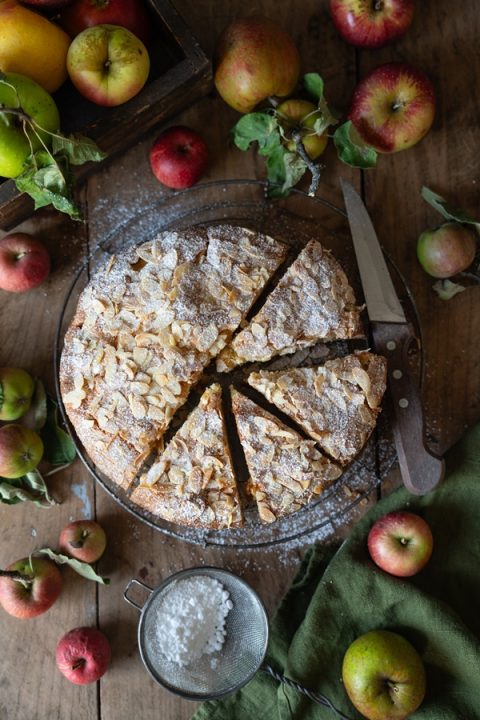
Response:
248,352,387,466
217,239,362,371
231,390,342,523
130,384,243,530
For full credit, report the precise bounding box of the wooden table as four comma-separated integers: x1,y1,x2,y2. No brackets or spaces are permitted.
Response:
1,2,479,718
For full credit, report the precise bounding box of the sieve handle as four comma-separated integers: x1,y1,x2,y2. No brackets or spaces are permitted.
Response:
123,578,153,611
263,665,353,720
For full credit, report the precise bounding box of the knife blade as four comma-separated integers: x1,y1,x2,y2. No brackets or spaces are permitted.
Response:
341,179,445,495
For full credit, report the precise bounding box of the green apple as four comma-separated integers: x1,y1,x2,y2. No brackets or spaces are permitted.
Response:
0,72,60,178
214,16,300,114
417,222,477,279
0,368,34,421
342,630,426,720
276,99,328,160
0,424,44,478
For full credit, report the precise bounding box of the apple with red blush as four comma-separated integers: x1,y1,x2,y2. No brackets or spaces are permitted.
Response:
330,0,415,49
0,424,44,478
0,556,62,619
67,25,150,107
60,0,150,45
59,520,107,563
349,62,435,153
56,627,111,684
0,233,50,293
367,510,433,577
149,126,209,189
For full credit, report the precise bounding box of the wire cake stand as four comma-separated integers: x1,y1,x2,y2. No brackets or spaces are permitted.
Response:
55,180,402,549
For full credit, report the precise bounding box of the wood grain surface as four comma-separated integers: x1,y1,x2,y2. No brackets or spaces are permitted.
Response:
1,2,479,719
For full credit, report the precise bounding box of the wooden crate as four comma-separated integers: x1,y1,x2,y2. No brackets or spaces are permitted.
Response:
0,0,212,230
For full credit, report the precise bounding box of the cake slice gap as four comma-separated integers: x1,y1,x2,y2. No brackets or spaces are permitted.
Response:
217,239,362,372
130,383,243,530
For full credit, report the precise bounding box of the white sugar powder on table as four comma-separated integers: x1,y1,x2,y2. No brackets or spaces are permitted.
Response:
153,576,233,668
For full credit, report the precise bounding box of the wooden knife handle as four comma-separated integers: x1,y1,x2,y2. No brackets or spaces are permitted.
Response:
372,322,445,495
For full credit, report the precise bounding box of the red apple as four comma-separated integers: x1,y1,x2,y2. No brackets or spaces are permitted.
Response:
0,233,51,293
59,520,107,563
214,16,300,114
276,99,328,160
56,627,111,684
0,557,62,619
367,510,433,577
330,0,415,49
149,126,209,190
59,0,151,45
67,24,150,107
349,62,435,153
417,222,477,278
0,424,44,478
0,368,34,421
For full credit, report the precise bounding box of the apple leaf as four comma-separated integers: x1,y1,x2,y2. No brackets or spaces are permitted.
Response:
232,112,280,152
302,73,324,102
51,133,107,166
266,146,307,198
37,548,110,585
32,379,48,431
0,471,54,507
40,394,76,466
421,187,480,229
432,278,467,300
15,152,81,220
334,121,377,169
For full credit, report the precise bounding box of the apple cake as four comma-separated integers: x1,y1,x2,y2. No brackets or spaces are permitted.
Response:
60,225,287,488
248,351,387,466
217,239,362,371
231,389,342,523
130,384,243,530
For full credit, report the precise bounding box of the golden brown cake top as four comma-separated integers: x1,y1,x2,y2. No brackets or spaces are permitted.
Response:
248,351,387,465
217,239,362,371
231,389,342,523
130,384,243,529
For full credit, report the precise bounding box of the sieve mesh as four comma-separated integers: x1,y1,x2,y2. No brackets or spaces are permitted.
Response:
138,567,269,700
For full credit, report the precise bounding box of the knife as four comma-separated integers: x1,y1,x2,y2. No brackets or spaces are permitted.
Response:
341,179,445,495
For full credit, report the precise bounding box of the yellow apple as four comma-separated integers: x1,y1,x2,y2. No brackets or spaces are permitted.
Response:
276,99,328,160
0,0,70,93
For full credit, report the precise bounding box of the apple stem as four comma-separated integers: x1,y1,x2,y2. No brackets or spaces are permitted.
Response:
291,130,324,197
72,658,86,671
374,0,384,10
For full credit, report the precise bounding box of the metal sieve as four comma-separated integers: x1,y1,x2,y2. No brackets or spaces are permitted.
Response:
124,566,352,718
124,566,269,701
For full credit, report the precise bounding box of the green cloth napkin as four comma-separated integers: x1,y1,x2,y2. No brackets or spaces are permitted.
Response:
193,423,480,720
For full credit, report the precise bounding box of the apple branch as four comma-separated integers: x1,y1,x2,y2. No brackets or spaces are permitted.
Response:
291,129,324,196
0,570,31,584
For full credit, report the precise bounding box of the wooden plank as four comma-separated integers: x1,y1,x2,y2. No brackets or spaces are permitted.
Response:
0,207,98,720
360,0,480,455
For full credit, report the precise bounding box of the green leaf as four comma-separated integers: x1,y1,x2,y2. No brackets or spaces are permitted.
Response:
266,146,307,198
40,395,76,466
334,121,377,169
51,133,107,166
15,150,81,220
37,548,110,585
32,379,47,430
432,278,467,300
421,187,480,228
302,73,324,102
0,473,54,507
232,112,279,152
24,469,55,505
